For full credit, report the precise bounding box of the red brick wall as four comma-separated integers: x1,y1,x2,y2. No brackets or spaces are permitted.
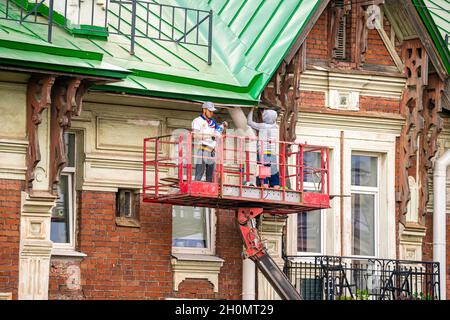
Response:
365,21,396,66
360,96,400,114
214,209,243,299
75,192,173,299
0,179,22,300
299,91,326,109
305,4,396,68
306,10,328,60
49,258,84,300
48,192,243,300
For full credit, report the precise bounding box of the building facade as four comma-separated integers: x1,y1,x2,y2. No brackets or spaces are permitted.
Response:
0,0,449,300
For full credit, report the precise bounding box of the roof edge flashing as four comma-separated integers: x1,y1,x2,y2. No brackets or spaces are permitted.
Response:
130,68,262,94
91,84,259,106
0,57,129,80
0,38,104,61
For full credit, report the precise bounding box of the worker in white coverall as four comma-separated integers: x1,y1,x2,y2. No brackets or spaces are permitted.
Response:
247,108,280,188
191,102,227,182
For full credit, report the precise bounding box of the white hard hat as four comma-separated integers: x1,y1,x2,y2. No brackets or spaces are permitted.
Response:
202,101,217,111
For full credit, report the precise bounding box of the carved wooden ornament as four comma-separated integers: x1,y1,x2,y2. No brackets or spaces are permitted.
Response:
397,39,444,225
49,78,90,194
25,75,56,191
398,40,428,224
262,46,305,144
418,74,443,221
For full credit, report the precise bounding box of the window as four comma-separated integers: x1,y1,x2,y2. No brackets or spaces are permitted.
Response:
297,151,323,254
51,132,76,248
351,154,378,257
172,206,214,254
115,189,140,227
297,210,321,253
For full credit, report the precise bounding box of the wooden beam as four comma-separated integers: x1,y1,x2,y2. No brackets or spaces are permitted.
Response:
442,79,450,111
382,1,404,43
376,21,405,72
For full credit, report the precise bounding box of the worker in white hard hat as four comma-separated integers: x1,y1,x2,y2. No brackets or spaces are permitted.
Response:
192,102,228,182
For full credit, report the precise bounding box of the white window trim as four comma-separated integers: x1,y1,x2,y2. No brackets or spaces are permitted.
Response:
350,152,380,259
172,207,216,256
287,123,397,260
51,132,81,256
287,147,335,259
286,139,339,258
296,180,325,257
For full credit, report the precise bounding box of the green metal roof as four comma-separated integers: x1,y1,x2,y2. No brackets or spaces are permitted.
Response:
413,0,450,74
0,0,322,104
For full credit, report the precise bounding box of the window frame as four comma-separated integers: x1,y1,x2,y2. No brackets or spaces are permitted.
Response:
115,189,140,227
350,152,380,259
171,207,216,255
51,132,77,251
295,152,326,256
296,209,324,256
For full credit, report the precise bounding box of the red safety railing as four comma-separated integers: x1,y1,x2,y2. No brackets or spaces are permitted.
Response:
143,132,330,213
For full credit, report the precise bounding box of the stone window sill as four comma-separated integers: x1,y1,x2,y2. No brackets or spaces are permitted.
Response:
51,248,87,258
115,217,140,228
0,292,12,300
171,253,224,293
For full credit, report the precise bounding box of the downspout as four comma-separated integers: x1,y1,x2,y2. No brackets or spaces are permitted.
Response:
340,131,344,255
432,149,450,300
242,259,256,300
225,106,257,300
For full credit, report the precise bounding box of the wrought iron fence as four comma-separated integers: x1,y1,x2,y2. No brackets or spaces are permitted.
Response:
109,0,213,62
0,0,213,63
283,255,441,300
0,0,106,42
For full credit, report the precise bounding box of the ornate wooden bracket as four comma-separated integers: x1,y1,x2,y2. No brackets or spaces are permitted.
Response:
396,39,444,225
397,40,427,223
262,45,305,143
49,78,90,194
418,74,443,221
25,75,56,191
261,47,305,189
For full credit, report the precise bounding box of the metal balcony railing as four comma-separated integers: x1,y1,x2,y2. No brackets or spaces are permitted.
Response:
283,255,441,300
0,0,213,64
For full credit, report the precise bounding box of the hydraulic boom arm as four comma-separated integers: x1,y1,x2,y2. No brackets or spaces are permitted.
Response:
236,208,302,300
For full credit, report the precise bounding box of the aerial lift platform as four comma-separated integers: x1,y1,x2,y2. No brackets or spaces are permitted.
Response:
143,132,330,300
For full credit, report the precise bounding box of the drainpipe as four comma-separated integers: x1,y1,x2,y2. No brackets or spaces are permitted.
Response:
225,106,257,299
242,258,256,300
433,149,450,300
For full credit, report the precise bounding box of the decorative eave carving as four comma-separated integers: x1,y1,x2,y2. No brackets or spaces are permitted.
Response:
262,45,305,144
25,75,56,191
25,74,91,194
397,39,427,224
418,73,443,221
397,39,444,225
49,78,91,194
